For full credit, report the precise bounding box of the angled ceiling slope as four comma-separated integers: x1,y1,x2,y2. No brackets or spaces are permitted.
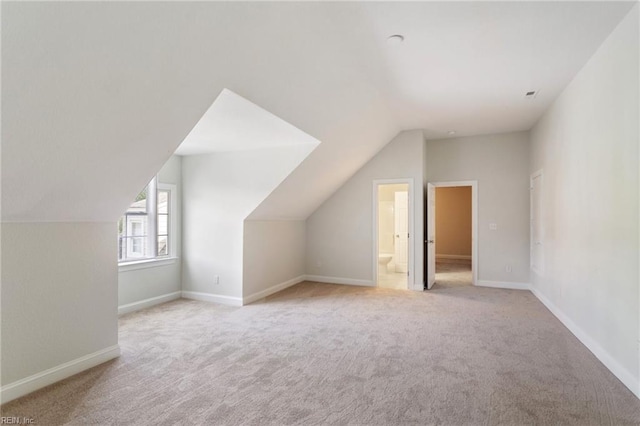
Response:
176,88,320,220
175,89,319,155
1,2,633,222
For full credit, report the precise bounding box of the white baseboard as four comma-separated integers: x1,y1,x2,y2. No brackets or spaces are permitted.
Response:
118,291,181,315
305,275,374,287
243,275,305,305
0,345,120,404
529,287,639,398
436,254,472,260
181,291,243,307
476,280,530,290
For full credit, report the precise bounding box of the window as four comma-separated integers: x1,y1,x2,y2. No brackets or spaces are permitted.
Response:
157,188,170,256
118,177,175,263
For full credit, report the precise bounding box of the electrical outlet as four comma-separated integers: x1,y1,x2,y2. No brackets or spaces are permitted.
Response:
214,275,220,285
505,265,512,273
489,223,498,231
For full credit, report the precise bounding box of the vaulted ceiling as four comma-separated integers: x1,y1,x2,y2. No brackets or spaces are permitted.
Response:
2,2,634,221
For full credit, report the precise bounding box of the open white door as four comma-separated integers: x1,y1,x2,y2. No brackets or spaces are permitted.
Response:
426,183,436,289
394,191,409,273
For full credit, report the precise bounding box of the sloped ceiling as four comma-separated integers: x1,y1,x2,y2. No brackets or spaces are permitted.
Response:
1,2,634,221
175,89,320,155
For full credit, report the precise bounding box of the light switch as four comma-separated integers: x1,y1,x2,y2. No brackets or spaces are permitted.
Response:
489,223,497,231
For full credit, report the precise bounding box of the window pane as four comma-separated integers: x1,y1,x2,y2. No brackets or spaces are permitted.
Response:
129,217,147,236
157,188,170,258
131,221,141,236
158,214,168,236
157,236,168,256
158,190,169,214
118,234,125,261
118,177,171,263
117,217,124,238
128,237,147,258
127,186,148,214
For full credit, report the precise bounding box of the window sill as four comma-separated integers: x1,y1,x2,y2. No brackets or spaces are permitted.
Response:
118,257,178,272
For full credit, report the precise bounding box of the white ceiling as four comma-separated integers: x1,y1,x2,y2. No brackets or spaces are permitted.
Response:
362,1,637,139
174,89,320,155
2,2,635,221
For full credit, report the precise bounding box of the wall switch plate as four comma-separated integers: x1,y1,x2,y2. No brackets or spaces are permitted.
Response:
505,265,512,273
489,223,497,230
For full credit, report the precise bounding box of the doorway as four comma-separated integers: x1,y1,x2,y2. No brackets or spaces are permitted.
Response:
373,180,413,290
426,181,478,289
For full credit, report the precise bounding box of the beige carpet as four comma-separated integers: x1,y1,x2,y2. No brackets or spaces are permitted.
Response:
435,260,473,288
3,281,640,425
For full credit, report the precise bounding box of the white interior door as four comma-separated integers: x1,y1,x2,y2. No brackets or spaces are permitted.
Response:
394,191,409,273
427,183,436,289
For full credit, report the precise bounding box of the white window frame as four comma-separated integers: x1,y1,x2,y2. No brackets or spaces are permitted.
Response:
119,179,178,272
157,183,177,259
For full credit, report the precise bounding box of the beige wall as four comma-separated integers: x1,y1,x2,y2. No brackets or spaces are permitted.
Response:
118,156,183,309
243,220,306,299
379,184,408,202
307,130,425,289
378,184,409,254
1,223,119,386
182,144,315,299
435,186,471,257
426,132,530,284
530,5,639,394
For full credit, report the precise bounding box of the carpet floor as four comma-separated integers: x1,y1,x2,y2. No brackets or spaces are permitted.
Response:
3,281,640,425
435,260,473,288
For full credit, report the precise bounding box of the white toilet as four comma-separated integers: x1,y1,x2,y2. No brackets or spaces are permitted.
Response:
378,254,393,273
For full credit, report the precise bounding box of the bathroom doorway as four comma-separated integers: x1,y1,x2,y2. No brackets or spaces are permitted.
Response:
374,181,411,290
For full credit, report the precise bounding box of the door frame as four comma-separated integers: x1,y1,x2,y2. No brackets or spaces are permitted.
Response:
372,178,415,290
428,180,478,286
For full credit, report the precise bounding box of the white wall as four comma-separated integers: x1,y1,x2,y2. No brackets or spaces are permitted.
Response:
530,5,639,395
1,223,118,386
426,132,530,284
306,130,425,289
243,221,306,301
118,156,183,310
182,144,316,299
